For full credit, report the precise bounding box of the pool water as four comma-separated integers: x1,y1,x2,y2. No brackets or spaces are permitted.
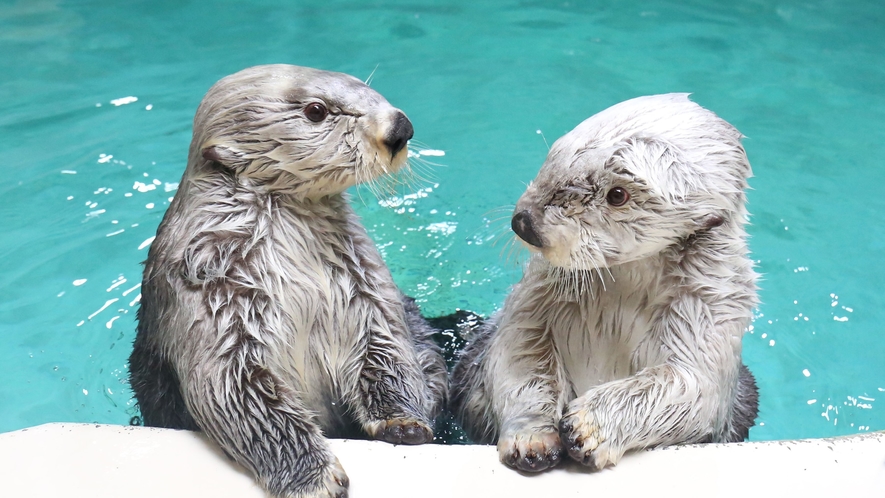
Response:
1,0,883,441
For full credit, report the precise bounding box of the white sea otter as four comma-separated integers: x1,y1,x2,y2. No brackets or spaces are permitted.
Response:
129,65,447,498
452,93,759,473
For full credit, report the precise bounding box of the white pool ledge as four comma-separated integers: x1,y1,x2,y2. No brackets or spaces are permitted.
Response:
1,423,882,497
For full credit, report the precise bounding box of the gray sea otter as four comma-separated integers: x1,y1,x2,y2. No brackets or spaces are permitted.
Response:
452,94,759,473
129,64,446,498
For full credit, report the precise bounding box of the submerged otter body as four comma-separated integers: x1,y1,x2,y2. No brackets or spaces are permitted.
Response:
452,94,759,473
129,65,446,498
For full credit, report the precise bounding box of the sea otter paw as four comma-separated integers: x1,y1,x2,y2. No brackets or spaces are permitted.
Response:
497,428,564,473
310,458,350,498
367,418,434,445
275,456,349,498
559,405,619,471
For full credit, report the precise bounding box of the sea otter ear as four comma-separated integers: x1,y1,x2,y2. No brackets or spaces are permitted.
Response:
201,143,245,169
699,212,725,229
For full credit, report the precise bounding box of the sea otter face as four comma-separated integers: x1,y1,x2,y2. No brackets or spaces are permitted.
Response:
511,94,750,270
191,64,413,198
512,139,694,269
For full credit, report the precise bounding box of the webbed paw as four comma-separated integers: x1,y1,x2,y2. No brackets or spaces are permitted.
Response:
559,403,620,471
273,455,349,498
497,428,564,473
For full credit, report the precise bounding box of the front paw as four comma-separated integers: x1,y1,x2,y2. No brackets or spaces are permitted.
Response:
367,418,434,445
497,428,564,473
558,403,619,471
310,457,349,498
273,456,349,498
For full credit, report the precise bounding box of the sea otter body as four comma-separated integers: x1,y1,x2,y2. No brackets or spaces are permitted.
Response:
452,94,759,473
129,65,446,498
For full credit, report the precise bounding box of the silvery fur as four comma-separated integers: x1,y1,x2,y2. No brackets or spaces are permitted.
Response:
452,94,759,472
129,65,447,498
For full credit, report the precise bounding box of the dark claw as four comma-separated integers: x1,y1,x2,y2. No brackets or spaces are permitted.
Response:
510,445,564,473
582,453,600,471
560,418,600,469
559,419,577,446
548,447,563,467
580,451,592,466
564,442,591,468
337,474,350,488
518,449,541,472
562,439,600,471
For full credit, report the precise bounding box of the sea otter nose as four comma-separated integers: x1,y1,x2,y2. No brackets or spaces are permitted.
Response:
512,210,543,248
383,111,413,157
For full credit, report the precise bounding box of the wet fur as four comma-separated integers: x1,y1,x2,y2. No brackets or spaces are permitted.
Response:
129,65,446,498
452,94,759,472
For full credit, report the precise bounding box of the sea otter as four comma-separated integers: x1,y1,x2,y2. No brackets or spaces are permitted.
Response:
129,64,447,498
452,93,759,473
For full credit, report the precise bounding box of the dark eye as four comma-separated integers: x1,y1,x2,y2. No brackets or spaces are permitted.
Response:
304,102,328,122
606,187,630,207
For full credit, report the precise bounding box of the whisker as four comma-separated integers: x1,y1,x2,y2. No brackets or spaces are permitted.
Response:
502,235,529,268
410,160,442,183
353,156,372,206
465,204,516,250
365,64,380,86
407,139,444,153
586,238,609,292
579,254,594,300
549,265,563,301
549,265,572,302
502,235,518,266
407,138,431,149
400,159,436,190
535,129,550,150
489,226,514,248
484,205,517,217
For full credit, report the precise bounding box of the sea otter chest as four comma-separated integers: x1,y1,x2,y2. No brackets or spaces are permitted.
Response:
549,262,671,395
255,199,371,409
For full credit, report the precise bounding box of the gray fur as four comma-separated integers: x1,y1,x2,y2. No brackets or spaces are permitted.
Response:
452,94,759,473
129,64,446,498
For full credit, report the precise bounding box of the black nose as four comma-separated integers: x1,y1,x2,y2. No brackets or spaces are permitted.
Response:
383,111,413,157
512,210,543,248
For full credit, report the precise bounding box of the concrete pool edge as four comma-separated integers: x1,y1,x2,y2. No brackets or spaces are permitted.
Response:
0,423,882,497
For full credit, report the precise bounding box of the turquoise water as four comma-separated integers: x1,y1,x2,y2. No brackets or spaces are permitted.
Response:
1,0,883,441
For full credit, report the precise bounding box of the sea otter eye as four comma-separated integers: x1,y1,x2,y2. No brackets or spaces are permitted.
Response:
606,187,630,207
304,102,328,122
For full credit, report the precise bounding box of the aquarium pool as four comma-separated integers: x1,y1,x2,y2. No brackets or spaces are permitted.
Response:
0,0,883,441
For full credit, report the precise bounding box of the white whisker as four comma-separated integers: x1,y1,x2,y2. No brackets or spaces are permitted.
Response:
364,64,380,86
535,129,550,150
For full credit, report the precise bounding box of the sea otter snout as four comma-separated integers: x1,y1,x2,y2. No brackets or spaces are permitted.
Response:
383,111,413,157
511,210,543,248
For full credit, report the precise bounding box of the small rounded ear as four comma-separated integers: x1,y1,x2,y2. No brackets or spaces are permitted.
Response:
201,143,244,168
700,213,725,229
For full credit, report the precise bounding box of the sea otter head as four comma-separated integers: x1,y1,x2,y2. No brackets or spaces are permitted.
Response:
188,64,413,199
512,93,752,270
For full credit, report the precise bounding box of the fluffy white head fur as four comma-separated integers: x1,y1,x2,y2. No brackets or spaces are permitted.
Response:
515,93,750,269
